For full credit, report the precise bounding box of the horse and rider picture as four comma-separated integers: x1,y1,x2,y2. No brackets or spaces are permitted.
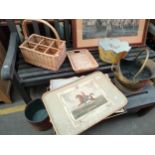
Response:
72,92,107,119
83,19,139,39
60,80,108,120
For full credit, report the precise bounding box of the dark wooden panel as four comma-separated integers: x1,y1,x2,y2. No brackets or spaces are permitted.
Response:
44,25,51,37
17,46,155,87
125,84,155,112
0,27,9,49
53,19,62,39
32,21,40,35
64,20,71,48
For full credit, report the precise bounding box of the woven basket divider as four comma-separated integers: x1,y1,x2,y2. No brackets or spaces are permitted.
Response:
19,19,66,71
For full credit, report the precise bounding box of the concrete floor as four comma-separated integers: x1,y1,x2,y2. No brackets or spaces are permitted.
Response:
0,85,155,135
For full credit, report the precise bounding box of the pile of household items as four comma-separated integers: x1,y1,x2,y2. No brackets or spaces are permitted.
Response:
20,19,155,134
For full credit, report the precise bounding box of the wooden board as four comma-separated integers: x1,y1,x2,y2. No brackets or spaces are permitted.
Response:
67,49,99,73
0,41,11,103
0,41,5,66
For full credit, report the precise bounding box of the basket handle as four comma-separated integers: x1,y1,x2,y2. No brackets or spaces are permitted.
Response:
22,19,60,40
133,48,149,80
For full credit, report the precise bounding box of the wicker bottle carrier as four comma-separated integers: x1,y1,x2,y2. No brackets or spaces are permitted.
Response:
19,19,66,71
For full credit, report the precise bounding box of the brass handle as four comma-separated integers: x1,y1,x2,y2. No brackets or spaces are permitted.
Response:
133,48,149,80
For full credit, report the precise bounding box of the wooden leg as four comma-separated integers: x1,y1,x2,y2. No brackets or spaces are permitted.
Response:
0,91,11,103
0,80,11,103
13,72,31,104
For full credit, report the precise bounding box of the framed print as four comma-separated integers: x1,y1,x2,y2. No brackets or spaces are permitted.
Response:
42,72,127,134
72,19,149,48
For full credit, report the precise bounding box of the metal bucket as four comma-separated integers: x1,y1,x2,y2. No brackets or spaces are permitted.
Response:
99,46,127,64
112,49,153,90
25,98,52,131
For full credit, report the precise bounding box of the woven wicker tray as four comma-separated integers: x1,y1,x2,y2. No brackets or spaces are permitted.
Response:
67,49,99,73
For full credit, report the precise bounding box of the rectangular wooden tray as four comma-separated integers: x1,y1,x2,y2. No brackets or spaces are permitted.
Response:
67,49,99,73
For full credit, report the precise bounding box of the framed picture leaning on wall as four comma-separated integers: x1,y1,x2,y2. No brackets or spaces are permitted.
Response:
72,19,149,48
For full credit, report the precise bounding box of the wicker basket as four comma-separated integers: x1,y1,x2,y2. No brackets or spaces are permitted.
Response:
19,19,66,71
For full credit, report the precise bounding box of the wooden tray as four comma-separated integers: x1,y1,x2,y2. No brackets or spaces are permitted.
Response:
67,49,99,73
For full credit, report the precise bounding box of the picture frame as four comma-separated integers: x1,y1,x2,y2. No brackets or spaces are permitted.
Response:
72,19,149,48
42,72,127,134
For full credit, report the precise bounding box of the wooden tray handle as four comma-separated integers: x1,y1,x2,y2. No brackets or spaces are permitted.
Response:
22,19,60,40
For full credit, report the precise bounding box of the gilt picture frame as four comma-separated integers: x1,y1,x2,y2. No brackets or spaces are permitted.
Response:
72,19,149,48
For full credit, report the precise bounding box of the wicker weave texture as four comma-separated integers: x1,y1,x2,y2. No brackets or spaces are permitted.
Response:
19,19,66,71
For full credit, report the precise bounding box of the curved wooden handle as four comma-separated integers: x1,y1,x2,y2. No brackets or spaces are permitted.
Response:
22,19,60,40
